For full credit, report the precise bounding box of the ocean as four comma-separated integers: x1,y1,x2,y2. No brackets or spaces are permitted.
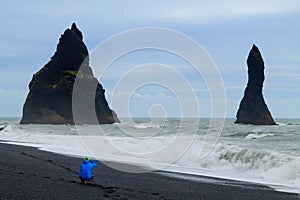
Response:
0,117,300,193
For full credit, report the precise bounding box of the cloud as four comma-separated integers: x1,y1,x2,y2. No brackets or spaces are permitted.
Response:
0,89,27,98
106,89,180,117
3,1,300,31
266,65,300,81
225,85,244,90
162,0,300,23
0,89,27,117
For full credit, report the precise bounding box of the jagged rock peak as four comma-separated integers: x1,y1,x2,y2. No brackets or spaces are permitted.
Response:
71,22,77,29
50,23,88,71
245,44,265,94
235,44,276,125
71,22,83,40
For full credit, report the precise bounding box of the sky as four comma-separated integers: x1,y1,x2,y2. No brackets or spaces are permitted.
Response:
1,0,300,118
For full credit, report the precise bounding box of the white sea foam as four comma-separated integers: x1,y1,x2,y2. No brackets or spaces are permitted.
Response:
0,124,88,157
3,125,13,132
133,123,161,129
245,133,275,139
170,142,300,193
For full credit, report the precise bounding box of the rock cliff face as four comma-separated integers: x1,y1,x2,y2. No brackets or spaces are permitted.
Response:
20,23,119,124
235,45,276,125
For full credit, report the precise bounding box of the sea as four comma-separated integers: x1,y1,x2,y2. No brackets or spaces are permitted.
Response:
1,117,300,193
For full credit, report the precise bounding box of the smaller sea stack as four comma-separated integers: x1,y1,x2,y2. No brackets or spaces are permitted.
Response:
235,45,276,125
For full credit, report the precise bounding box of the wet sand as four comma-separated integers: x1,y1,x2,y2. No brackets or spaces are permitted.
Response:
0,142,299,199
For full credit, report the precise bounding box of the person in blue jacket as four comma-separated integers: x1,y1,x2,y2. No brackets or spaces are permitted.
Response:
78,157,96,184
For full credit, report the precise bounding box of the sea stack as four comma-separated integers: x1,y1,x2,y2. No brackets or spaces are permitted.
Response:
235,45,276,125
20,23,119,124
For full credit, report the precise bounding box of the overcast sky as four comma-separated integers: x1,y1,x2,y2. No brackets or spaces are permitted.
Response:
1,0,300,118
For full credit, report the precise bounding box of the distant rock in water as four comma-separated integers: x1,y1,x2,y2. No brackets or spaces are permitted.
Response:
235,45,276,125
0,126,6,131
20,23,119,124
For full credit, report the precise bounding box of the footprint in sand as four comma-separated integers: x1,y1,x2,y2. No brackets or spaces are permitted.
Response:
68,180,77,183
104,189,116,194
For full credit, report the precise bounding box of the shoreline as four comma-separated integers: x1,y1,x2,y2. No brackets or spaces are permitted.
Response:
1,139,298,194
0,142,299,199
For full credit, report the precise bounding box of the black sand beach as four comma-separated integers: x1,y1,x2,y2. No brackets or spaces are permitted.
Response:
0,142,298,200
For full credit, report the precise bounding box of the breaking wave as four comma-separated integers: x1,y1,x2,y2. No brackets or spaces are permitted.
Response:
245,133,275,139
133,123,161,129
174,143,300,193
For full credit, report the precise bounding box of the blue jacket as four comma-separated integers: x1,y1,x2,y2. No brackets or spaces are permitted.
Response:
78,160,96,181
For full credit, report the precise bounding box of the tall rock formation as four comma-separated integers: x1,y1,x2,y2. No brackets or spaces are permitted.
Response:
20,23,119,124
235,45,276,125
